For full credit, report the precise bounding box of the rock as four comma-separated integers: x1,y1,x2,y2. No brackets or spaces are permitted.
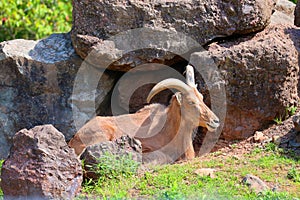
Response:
295,0,300,26
253,131,266,143
272,135,281,145
289,139,300,147
271,10,295,25
207,24,299,140
81,135,142,179
194,168,216,178
114,66,185,113
292,114,300,132
271,0,296,25
275,0,296,16
0,125,82,199
242,174,269,194
71,0,275,70
0,33,115,159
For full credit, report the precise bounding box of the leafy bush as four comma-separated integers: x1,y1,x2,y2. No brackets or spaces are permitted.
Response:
0,0,72,42
84,152,140,182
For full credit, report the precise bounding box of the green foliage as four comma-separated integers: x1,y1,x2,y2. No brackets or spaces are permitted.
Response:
0,0,72,42
256,191,297,200
273,116,283,125
286,105,297,117
289,0,298,3
86,153,140,182
82,153,140,197
78,143,300,199
0,160,4,196
273,105,297,125
287,166,300,183
264,142,278,152
0,159,3,169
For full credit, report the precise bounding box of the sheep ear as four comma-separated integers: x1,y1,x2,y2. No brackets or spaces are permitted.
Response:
174,92,182,105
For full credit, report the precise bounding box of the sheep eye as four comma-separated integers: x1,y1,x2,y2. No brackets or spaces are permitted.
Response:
188,101,196,105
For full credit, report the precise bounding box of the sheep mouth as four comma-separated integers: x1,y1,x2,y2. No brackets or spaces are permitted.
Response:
206,123,219,132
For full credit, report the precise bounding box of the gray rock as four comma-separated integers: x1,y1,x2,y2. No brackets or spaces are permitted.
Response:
292,114,300,132
71,0,275,71
81,135,142,179
206,24,299,140
242,174,269,194
0,33,115,159
0,125,82,199
295,0,300,26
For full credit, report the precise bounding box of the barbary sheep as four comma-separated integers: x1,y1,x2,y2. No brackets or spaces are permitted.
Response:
68,65,220,163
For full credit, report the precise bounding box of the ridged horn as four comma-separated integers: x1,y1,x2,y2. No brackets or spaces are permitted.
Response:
186,65,196,87
147,78,192,103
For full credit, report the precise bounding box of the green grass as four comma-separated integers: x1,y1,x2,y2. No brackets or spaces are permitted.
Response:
273,117,283,125
0,159,3,197
0,144,298,199
77,143,300,199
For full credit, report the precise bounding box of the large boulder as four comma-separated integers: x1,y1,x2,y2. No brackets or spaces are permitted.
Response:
206,24,299,140
0,33,115,158
71,0,276,70
0,125,82,199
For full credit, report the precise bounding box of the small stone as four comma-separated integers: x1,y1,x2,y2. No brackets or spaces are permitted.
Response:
242,174,269,194
289,139,300,148
272,135,281,145
254,131,266,143
194,168,217,178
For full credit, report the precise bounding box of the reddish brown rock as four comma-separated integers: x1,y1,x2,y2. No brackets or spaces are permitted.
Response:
206,24,299,140
71,0,275,71
0,125,83,199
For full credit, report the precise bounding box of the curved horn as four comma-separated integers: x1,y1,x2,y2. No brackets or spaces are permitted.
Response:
147,78,191,103
186,65,196,87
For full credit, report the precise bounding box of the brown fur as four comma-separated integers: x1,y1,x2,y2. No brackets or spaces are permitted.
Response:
69,86,219,164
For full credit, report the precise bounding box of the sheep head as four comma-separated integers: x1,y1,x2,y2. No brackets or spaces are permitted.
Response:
147,77,220,132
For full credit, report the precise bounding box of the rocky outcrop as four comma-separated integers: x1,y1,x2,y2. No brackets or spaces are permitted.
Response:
1,125,82,199
295,0,300,26
71,0,275,70
0,33,115,158
81,135,142,179
207,24,299,140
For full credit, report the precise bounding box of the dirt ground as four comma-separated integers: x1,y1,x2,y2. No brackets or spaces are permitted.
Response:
205,111,300,159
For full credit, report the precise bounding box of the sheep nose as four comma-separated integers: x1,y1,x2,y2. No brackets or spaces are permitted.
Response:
213,119,220,124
